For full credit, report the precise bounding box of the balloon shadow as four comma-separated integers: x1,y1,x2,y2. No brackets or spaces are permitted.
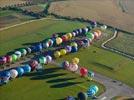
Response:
50,81,83,88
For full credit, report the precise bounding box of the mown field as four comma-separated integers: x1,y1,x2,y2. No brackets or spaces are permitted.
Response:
0,18,105,100
48,0,134,33
0,10,35,28
105,32,134,56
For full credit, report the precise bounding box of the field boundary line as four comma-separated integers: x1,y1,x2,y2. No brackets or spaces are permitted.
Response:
101,30,134,60
0,18,64,31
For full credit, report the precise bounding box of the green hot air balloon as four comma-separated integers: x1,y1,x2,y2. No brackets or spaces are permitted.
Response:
11,54,18,62
39,57,47,64
86,32,94,40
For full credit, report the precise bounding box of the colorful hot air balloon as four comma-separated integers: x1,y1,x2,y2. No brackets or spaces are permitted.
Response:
54,51,61,58
77,92,88,100
29,60,39,71
22,65,31,73
69,63,79,72
5,56,12,63
46,55,52,63
87,85,99,97
80,67,88,77
60,49,67,56
71,46,78,53
65,46,72,53
72,57,79,64
66,33,72,40
10,69,18,79
15,67,24,76
19,49,27,56
56,37,62,45
11,54,18,62
39,57,47,64
70,42,78,47
15,51,22,59
62,61,70,68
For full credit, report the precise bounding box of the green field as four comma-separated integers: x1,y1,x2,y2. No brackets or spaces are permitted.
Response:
105,32,134,56
0,10,35,28
0,18,134,100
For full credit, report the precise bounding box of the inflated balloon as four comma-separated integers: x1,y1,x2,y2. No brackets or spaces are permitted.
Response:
62,61,70,68
72,57,79,64
87,85,99,97
60,49,67,56
39,57,47,64
10,69,18,79
84,27,89,33
94,30,101,36
46,55,52,63
71,46,78,53
15,51,21,59
36,63,43,71
93,32,99,39
69,63,78,72
56,37,62,45
5,56,12,63
66,33,72,40
101,25,107,30
71,32,76,37
11,54,18,62
70,42,78,47
22,65,31,73
80,67,88,77
86,32,94,40
77,92,88,100
25,47,32,54
35,43,43,51
47,39,54,47
15,67,24,76
0,71,10,84
88,71,94,78
43,42,49,48
54,51,61,58
65,46,72,53
20,49,27,56
0,56,7,64
29,60,39,71
61,35,68,42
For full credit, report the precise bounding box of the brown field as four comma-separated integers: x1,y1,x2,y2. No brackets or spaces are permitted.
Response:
49,0,134,33
0,0,27,7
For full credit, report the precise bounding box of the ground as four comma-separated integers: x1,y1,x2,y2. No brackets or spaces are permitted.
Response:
48,0,134,33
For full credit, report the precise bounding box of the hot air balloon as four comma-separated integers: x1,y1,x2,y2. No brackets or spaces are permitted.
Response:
54,51,61,58
65,96,75,100
35,43,43,52
72,57,79,64
5,56,12,63
39,57,47,64
43,42,49,48
71,32,76,37
15,51,22,59
65,46,72,53
66,33,72,40
29,60,39,71
62,61,70,68
69,63,78,72
71,46,78,53
0,56,7,64
19,49,27,56
101,25,107,30
60,49,67,56
25,47,32,54
0,71,11,84
87,85,99,97
77,92,88,100
80,67,88,77
61,35,68,42
46,55,52,63
56,37,62,45
22,65,31,73
11,54,18,62
15,67,24,76
70,42,78,47
10,69,18,79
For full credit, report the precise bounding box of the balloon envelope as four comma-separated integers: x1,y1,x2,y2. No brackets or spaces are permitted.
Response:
62,61,70,68
11,54,18,62
0,56,7,64
39,57,47,64
71,46,78,53
54,51,61,58
25,47,32,54
70,42,78,47
46,55,52,63
22,65,31,73
80,67,88,77
15,51,21,59
56,37,62,45
77,92,88,100
15,67,24,76
66,33,72,40
10,69,18,78
69,64,78,72
19,49,27,56
29,60,38,71
60,49,67,56
72,57,79,64
65,46,72,53
61,35,68,42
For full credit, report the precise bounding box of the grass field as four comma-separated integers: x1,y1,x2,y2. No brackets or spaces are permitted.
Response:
0,18,105,100
105,32,134,56
48,0,134,33
0,17,134,100
0,10,35,28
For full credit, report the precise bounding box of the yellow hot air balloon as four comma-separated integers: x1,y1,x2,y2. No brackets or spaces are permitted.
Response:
70,42,78,47
94,30,102,36
66,33,72,40
60,49,67,56
56,37,62,45
54,51,61,58
72,57,79,64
